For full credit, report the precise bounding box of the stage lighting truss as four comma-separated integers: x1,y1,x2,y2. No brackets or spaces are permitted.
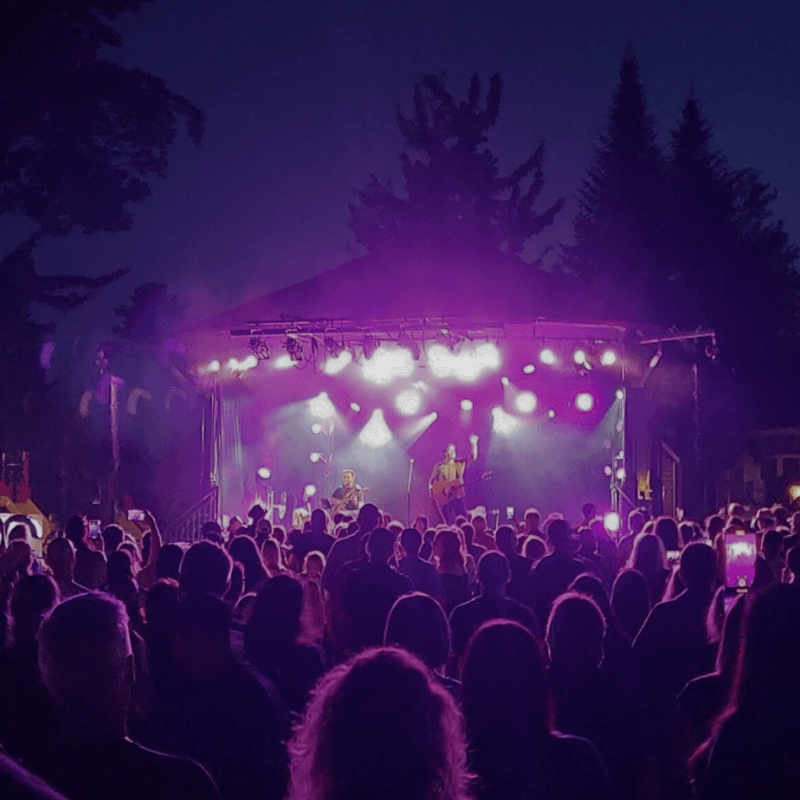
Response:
324,336,344,359
397,330,421,360
285,335,304,363
362,335,379,361
249,337,271,361
435,328,460,352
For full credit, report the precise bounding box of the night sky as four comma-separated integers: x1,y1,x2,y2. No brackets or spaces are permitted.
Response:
30,0,800,336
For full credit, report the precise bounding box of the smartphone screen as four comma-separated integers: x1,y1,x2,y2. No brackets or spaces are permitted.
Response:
88,520,102,538
506,506,514,520
725,531,757,590
127,509,146,522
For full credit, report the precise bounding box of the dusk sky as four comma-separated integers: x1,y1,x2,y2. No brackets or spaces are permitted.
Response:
30,0,800,333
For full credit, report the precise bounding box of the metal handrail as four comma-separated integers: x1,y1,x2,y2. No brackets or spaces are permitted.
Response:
164,485,219,544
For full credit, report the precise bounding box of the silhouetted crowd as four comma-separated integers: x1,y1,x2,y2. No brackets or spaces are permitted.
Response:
2,499,800,800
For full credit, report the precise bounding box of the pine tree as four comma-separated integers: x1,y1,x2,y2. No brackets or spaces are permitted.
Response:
564,50,667,319
349,74,563,261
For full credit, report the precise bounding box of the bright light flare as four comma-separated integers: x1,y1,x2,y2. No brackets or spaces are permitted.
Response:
491,406,518,435
539,348,557,366
573,349,587,365
304,484,317,497
323,350,353,375
309,391,335,419
575,392,595,412
615,389,624,401
522,363,536,374
604,511,621,533
395,389,422,416
789,484,800,502
274,354,294,370
548,409,556,419
362,347,414,384
460,399,474,411
199,360,220,375
349,402,361,412
428,342,500,382
311,422,322,434
601,350,617,366
616,468,626,481
359,409,392,448
309,452,323,463
227,354,258,373
515,392,538,413
257,467,271,480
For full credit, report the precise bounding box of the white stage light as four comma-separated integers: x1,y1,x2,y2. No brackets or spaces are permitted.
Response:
515,392,537,413
349,402,361,412
362,347,414,384
460,399,474,411
428,342,500,382
575,392,595,412
304,484,317,497
200,359,220,375
604,512,621,533
601,350,617,366
604,466,613,477
311,422,322,434
539,348,556,366
309,391,335,419
547,409,556,418
501,376,510,386
359,409,392,448
573,349,587,365
491,406,518,435
522,363,536,374
257,467,271,480
274,354,294,369
395,389,422,416
323,350,352,375
616,468,626,481
309,452,323,463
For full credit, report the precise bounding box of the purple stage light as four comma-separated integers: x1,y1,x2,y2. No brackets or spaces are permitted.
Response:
359,409,392,448
323,350,352,375
363,347,414,384
514,391,537,413
309,391,335,419
395,389,422,416
491,406,518,435
539,348,557,366
575,392,595,412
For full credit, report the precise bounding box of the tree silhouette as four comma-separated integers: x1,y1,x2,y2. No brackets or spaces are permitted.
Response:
113,283,186,345
563,50,667,318
349,73,563,260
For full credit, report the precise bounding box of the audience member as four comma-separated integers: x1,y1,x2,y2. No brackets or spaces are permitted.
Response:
179,541,232,598
290,509,335,566
228,536,268,593
433,529,471,614
154,544,183,582
627,532,670,606
44,538,88,599
396,527,444,601
494,525,532,602
64,516,106,589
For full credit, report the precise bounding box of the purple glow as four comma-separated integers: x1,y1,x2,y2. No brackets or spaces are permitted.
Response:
309,391,335,419
362,347,414,384
575,392,595,412
323,350,353,375
539,348,557,365
395,389,422,416
491,406,518,435
359,409,392,448
601,350,617,366
514,391,537,413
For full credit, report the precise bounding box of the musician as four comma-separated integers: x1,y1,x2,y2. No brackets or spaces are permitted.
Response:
331,469,365,513
429,435,479,524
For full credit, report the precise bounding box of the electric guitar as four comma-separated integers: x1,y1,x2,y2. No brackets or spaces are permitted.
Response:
431,471,493,508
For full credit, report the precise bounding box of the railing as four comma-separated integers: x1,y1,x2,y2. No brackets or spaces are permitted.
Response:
164,485,219,544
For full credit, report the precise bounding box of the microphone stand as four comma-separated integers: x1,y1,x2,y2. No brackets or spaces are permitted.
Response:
407,458,415,526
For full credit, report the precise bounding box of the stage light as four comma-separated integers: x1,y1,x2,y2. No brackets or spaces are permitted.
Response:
362,335,379,360
649,347,663,370
397,331,421,360
249,337,270,361
491,406,518,435
548,409,556,418
274,354,294,369
323,350,352,375
539,348,557,365
428,342,500,382
515,392,538,413
604,512,621,533
615,389,624,401
304,484,317,497
309,452,323,463
601,349,617,366
789,484,800,502
616,468,626,481
349,402,361,412
311,422,322,434
359,409,392,448
199,359,220,375
576,392,595,412
435,328,458,351
395,389,422,416
604,465,613,477
227,355,258,373
460,399,474,411
362,347,413,384
501,376,510,386
573,349,587,365
522,363,536,374
309,391,335,419
285,336,304,362
324,336,343,358
257,467,271,480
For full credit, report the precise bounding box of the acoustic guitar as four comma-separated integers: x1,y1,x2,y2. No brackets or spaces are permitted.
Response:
431,471,493,508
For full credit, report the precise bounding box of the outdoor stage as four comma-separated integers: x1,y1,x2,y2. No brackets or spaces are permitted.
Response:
191,318,638,526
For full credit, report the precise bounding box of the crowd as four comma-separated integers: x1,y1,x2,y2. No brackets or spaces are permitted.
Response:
1,498,800,800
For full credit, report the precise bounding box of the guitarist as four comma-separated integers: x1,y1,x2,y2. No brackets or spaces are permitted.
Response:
429,435,479,524
330,469,365,515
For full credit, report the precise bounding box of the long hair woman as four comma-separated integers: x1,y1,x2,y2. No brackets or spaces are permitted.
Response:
288,646,471,800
